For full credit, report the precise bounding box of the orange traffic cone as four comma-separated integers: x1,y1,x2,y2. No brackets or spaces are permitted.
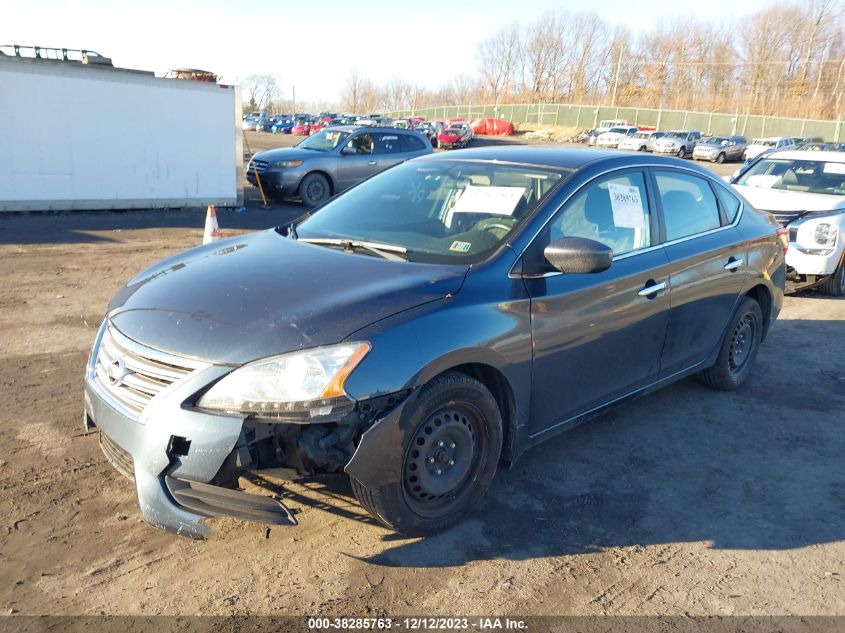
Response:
203,205,222,245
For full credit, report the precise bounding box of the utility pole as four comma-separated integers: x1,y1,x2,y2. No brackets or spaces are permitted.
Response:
292,84,296,116
610,45,624,107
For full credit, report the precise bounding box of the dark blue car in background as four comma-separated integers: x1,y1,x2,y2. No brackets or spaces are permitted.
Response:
84,148,786,538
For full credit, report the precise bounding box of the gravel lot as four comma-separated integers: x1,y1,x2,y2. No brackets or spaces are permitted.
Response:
0,133,842,616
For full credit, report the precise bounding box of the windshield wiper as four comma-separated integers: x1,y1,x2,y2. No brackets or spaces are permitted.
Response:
298,237,408,261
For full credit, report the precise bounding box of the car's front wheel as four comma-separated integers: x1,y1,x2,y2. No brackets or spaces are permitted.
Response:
716,152,726,164
818,257,845,296
299,173,331,207
677,147,686,158
698,296,763,391
350,372,502,536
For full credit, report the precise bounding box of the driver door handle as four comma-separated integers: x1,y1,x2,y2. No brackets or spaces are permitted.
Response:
368,160,377,165
638,281,667,298
724,257,744,271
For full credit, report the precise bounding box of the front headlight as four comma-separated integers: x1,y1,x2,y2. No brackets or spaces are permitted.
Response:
197,342,370,421
272,160,304,169
815,223,838,246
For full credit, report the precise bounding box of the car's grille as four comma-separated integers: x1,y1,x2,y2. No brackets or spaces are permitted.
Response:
93,325,203,420
768,211,806,226
99,431,134,481
248,159,268,174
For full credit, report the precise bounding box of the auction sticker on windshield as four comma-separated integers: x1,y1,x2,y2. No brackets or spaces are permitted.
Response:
450,186,526,216
608,182,645,229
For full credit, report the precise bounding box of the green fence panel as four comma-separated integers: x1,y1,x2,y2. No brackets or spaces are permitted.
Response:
386,103,840,139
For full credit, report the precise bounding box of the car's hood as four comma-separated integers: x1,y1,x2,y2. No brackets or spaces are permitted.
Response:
253,147,320,162
732,185,845,212
107,230,468,365
599,132,624,140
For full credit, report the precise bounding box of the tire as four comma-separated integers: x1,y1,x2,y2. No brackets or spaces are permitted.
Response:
716,153,726,164
298,173,330,207
818,258,845,296
639,145,648,152
677,147,686,158
350,371,503,536
698,297,763,391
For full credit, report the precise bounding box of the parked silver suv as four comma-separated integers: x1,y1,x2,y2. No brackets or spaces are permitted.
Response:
692,135,749,163
247,126,433,206
653,130,702,158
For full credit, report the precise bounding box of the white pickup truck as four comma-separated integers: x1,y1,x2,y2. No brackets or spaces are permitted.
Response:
733,150,845,295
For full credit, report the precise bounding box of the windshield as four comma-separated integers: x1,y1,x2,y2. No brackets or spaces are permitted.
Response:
664,132,686,139
632,132,649,139
297,129,351,152
704,137,729,145
296,160,567,263
752,140,777,147
608,127,628,134
736,158,845,196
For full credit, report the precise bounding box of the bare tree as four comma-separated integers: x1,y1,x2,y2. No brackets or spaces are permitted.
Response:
242,74,280,111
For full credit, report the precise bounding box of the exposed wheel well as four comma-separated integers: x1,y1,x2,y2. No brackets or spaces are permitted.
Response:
745,284,773,340
447,363,517,464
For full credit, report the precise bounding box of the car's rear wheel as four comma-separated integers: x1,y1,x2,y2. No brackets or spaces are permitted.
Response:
299,173,330,207
350,372,502,536
698,296,763,391
819,258,845,296
716,152,726,164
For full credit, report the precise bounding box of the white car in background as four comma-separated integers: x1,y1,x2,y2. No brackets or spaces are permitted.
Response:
618,130,665,152
733,150,845,295
595,126,639,148
743,136,798,162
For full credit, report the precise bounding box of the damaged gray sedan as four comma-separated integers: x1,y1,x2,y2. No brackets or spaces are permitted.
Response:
85,147,784,538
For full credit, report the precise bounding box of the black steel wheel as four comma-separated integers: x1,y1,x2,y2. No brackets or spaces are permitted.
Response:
299,173,330,207
350,372,502,536
699,296,763,391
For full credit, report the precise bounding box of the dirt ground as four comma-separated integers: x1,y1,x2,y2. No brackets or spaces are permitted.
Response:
0,134,842,616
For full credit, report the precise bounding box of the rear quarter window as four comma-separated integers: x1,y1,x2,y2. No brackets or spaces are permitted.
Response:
400,133,426,152
715,185,741,224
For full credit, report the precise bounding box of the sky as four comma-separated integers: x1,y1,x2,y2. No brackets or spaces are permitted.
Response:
4,0,778,105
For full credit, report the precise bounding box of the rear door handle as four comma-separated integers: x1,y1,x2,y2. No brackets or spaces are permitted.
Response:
638,281,667,298
724,257,744,271
368,160,377,165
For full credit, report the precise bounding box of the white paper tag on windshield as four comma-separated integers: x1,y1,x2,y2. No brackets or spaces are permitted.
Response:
607,183,645,229
823,162,845,175
450,186,526,216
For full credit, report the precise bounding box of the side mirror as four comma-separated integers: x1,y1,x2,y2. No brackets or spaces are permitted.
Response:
543,237,613,274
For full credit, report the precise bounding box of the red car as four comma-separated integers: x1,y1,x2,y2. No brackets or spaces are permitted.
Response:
291,122,311,136
437,123,473,150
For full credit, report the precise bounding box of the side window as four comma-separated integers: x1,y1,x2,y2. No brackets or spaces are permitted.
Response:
655,171,722,241
348,133,374,154
548,171,651,257
373,134,402,154
400,133,426,152
715,185,741,224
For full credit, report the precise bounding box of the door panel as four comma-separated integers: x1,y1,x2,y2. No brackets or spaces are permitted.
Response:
660,231,747,375
653,169,747,375
336,133,378,190
527,250,673,435
525,169,670,436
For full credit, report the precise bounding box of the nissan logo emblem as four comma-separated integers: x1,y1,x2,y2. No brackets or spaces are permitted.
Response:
107,358,128,386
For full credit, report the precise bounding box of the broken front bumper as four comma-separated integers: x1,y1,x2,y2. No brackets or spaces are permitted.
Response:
83,323,296,538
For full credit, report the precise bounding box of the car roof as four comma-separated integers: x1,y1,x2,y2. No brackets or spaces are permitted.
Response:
768,150,845,162
751,136,789,142
412,146,720,174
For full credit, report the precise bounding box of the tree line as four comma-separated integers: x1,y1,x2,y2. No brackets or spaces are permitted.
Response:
248,0,845,121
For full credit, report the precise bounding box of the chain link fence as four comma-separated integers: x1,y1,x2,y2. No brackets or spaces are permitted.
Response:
388,103,844,141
